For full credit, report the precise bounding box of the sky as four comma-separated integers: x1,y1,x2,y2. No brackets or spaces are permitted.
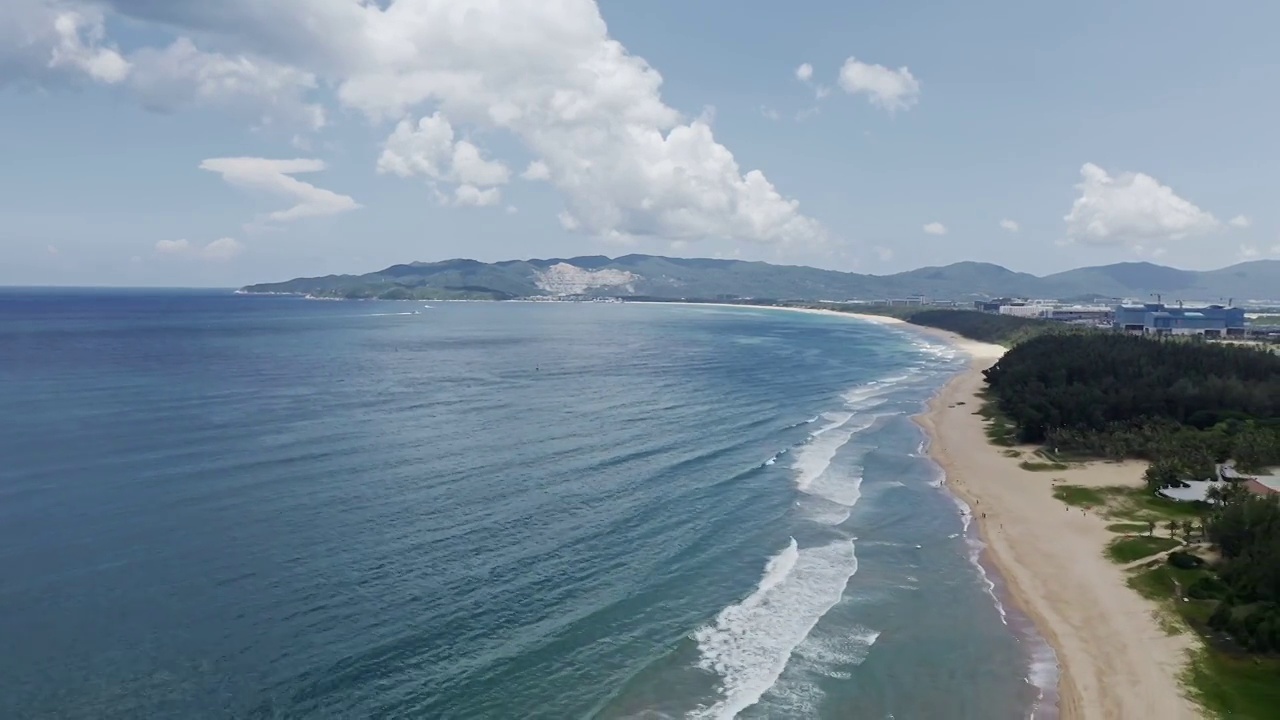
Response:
2,0,1278,287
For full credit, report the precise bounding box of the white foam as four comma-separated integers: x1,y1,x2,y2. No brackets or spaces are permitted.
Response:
754,627,881,715
690,539,858,720
1027,640,1059,718
791,414,872,494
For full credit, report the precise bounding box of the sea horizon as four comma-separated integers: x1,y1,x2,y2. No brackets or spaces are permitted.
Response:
2,290,1052,718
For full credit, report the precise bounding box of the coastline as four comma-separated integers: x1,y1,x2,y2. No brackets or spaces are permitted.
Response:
917,350,1201,720
700,302,1203,719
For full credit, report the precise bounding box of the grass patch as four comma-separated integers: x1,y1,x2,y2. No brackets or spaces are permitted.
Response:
1107,522,1152,534
1129,566,1280,716
978,397,1019,447
1052,484,1107,507
1116,491,1208,520
1186,648,1280,719
1002,449,1023,458
1019,460,1070,472
1107,535,1181,563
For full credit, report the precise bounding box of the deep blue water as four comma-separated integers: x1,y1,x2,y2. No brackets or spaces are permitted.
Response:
0,290,1048,719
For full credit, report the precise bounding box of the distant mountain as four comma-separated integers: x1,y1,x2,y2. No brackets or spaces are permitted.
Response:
241,255,1280,304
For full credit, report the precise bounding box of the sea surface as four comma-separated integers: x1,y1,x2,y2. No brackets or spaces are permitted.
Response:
0,290,1053,719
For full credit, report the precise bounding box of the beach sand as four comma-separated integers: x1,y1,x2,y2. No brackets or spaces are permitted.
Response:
917,341,1201,720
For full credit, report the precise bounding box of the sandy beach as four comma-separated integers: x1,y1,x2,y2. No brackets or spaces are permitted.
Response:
917,339,1201,720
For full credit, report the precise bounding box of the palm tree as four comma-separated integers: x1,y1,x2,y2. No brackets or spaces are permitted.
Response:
1166,520,1179,539
1147,519,1156,537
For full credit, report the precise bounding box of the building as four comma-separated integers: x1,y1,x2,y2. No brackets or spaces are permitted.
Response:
1112,302,1246,337
1045,306,1113,324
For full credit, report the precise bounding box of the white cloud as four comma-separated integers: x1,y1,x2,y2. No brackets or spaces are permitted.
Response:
378,112,510,206
50,9,131,83
47,244,59,255
127,38,324,130
759,106,780,121
202,237,244,260
175,0,826,246
452,184,502,207
999,219,1020,233
199,157,361,223
1229,214,1251,228
874,245,894,262
521,160,552,181
155,237,244,261
923,222,947,236
24,0,825,248
1063,163,1220,248
155,239,191,254
1,1,128,85
505,205,518,214
838,57,920,113
1,2,320,130
795,63,814,82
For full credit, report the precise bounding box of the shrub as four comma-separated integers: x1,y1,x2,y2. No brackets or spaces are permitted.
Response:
1188,576,1230,600
1168,551,1206,570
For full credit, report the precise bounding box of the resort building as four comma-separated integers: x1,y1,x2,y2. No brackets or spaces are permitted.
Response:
1112,302,1246,337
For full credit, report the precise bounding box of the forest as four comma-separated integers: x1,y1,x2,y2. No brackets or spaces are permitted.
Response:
983,333,1280,480
1204,483,1280,653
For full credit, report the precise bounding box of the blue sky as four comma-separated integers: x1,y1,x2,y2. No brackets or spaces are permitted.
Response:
2,0,1276,286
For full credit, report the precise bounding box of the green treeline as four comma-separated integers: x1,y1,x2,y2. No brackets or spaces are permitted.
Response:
1204,484,1280,653
984,333,1280,480
897,309,1058,346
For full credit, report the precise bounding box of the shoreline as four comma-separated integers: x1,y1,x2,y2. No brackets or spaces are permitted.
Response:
696,302,1201,719
917,352,1201,720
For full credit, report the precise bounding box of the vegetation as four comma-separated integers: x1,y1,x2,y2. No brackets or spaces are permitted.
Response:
1203,485,1280,653
1018,459,1069,472
1052,485,1107,507
1107,522,1152,534
897,309,1061,346
1106,535,1181,563
983,333,1280,484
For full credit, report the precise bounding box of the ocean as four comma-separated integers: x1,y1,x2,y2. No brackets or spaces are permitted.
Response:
0,290,1052,719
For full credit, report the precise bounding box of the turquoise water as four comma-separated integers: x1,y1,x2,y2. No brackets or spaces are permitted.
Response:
0,292,1050,718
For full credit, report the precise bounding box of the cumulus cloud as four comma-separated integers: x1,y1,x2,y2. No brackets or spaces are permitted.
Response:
522,160,551,181
155,237,243,260
133,0,823,246
838,57,920,113
1,1,128,85
452,184,502,207
1229,215,1251,228
999,219,1020,233
1063,163,1220,248
199,157,361,223
923,222,947,236
795,63,814,82
378,112,511,205
16,0,826,248
1,2,321,130
127,38,324,130
874,245,894,262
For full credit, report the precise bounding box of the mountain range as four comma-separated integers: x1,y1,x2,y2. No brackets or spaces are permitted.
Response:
241,255,1280,305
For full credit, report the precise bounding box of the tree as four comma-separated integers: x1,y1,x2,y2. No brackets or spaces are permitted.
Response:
1147,519,1156,537
1166,520,1179,539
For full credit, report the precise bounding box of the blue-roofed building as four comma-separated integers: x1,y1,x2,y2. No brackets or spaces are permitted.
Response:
1113,302,1246,337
